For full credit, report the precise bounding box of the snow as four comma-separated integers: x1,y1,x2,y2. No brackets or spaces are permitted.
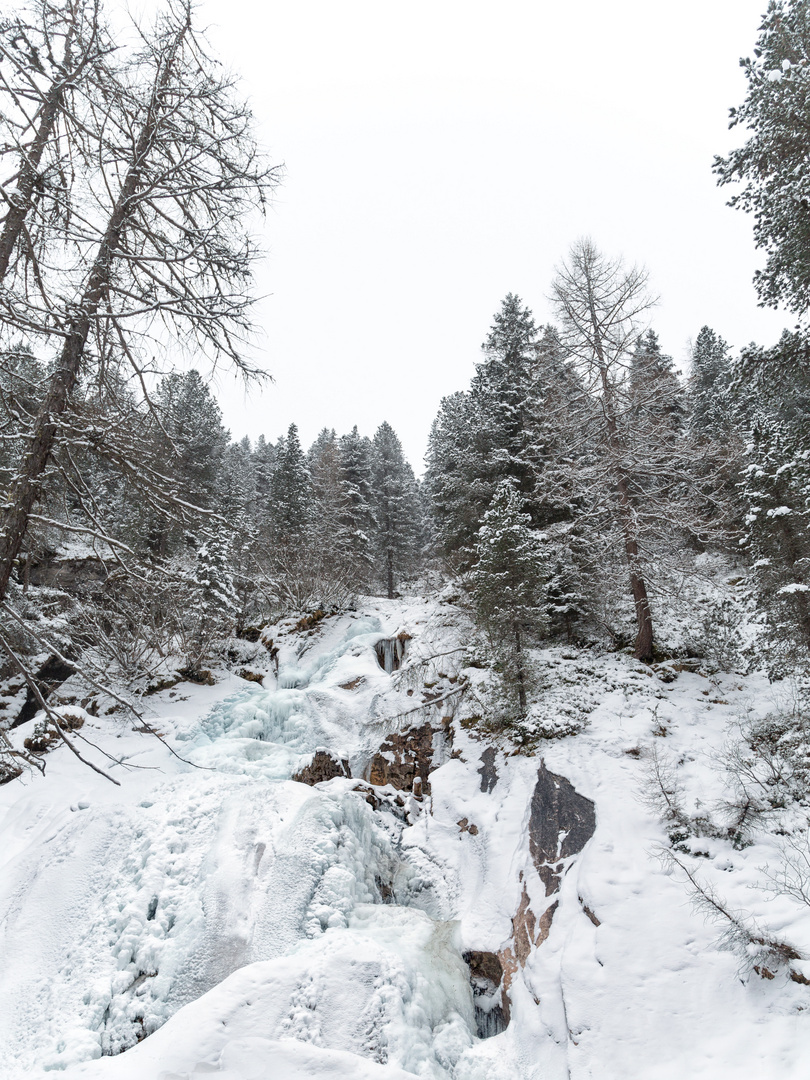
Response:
2,597,810,1078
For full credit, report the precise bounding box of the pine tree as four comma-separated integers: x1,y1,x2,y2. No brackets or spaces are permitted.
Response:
269,423,313,540
219,437,256,518
689,326,734,438
471,481,549,718
338,425,376,577
252,434,276,518
308,428,347,527
425,390,483,560
715,0,810,317
470,293,541,504
426,299,579,563
193,527,238,617
742,422,810,670
155,370,230,508
629,330,685,431
369,422,422,598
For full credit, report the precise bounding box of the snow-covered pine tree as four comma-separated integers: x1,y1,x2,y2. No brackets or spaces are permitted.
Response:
219,437,256,518
426,298,579,564
269,423,314,540
252,435,276,519
308,429,348,533
425,390,482,562
689,326,735,438
183,522,239,671
743,423,810,671
469,293,542,511
193,527,238,617
629,330,686,432
155,370,230,510
146,369,230,558
714,0,810,318
471,481,549,719
369,422,423,598
338,425,376,580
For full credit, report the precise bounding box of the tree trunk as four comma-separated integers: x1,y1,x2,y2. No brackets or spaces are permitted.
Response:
0,3,97,279
0,91,61,280
0,15,189,603
598,359,654,661
776,517,810,651
514,622,527,716
386,547,394,599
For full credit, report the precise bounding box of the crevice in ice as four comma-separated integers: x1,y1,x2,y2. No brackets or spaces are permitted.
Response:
374,633,410,674
463,950,510,1039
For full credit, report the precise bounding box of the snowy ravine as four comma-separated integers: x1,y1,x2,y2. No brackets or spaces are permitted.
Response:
1,596,809,1079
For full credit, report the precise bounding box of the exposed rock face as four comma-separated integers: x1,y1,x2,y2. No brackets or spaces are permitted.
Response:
463,950,509,1037
374,633,411,674
13,654,76,728
26,556,110,591
292,750,351,786
529,761,596,895
498,763,596,1010
367,720,452,796
478,747,498,793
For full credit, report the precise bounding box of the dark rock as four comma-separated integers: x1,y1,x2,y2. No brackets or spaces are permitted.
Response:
293,750,351,786
463,950,509,1038
238,669,264,685
339,676,365,691
367,720,452,795
13,654,76,728
478,747,498,793
581,901,601,927
176,666,216,686
0,761,22,785
374,633,411,673
26,556,110,591
528,762,595,895
464,951,503,985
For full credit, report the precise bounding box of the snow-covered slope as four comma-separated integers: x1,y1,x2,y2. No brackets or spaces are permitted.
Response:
1,597,809,1078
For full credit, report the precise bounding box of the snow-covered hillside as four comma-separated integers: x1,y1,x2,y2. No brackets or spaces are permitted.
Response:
1,596,809,1079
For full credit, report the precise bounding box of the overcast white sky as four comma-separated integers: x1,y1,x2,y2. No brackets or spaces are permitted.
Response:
198,0,789,470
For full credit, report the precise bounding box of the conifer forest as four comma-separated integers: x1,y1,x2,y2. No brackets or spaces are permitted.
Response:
1,2,810,1078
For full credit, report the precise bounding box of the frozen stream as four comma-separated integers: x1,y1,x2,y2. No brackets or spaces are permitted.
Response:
0,611,477,1076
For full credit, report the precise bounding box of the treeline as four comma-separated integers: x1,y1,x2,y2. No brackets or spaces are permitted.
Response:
0,0,809,728
425,247,809,707
0,353,427,677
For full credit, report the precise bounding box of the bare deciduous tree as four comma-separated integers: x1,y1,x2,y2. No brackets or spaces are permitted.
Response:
551,239,658,658
0,0,280,602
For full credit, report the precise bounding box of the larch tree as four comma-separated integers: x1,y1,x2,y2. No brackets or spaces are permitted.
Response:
0,0,113,283
551,238,659,660
0,0,278,603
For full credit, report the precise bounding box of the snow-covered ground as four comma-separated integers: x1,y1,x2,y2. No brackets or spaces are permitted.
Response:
1,596,809,1078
